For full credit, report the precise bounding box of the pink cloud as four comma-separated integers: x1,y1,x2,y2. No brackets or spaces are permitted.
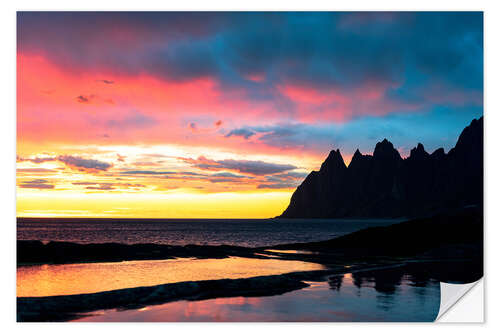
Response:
276,80,417,123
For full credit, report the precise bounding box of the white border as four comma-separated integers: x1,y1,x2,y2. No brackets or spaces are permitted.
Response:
3,1,499,332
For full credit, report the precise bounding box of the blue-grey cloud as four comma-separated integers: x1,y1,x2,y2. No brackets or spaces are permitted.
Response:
257,183,297,189
18,12,483,113
58,155,112,171
18,154,113,172
225,128,256,139
257,171,308,189
180,156,297,175
211,172,247,179
120,168,255,185
265,171,309,182
223,104,483,157
19,179,55,189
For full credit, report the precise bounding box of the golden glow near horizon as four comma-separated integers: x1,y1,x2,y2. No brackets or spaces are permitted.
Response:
17,188,294,219
16,143,321,218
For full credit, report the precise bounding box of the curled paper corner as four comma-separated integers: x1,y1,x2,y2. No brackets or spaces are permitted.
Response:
436,278,484,322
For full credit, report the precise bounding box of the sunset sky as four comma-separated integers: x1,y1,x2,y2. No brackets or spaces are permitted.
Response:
16,12,483,218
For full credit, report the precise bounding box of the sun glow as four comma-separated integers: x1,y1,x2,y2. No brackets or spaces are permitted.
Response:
17,189,293,218
16,140,315,218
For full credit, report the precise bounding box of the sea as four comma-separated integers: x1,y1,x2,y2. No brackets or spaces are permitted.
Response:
18,217,444,322
17,218,402,247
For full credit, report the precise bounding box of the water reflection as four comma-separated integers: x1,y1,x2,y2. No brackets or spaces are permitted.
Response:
345,264,441,313
265,249,317,255
75,265,440,322
352,269,404,295
328,275,343,292
17,257,325,297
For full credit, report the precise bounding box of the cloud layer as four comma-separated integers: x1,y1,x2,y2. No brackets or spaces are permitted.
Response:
17,12,483,159
16,12,484,216
179,156,297,175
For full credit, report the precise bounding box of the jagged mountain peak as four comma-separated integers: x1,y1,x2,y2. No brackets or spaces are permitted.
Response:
430,147,445,159
454,116,483,154
373,138,401,161
320,149,346,172
409,143,429,160
374,138,392,150
349,148,372,168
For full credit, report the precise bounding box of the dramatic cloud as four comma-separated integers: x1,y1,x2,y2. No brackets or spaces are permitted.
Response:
15,12,484,218
225,128,256,139
57,155,112,172
17,156,56,163
180,156,296,175
266,171,309,182
208,172,250,183
19,179,55,189
17,12,483,159
257,171,309,189
18,12,483,116
223,123,340,152
120,169,252,185
221,106,484,157
211,172,247,178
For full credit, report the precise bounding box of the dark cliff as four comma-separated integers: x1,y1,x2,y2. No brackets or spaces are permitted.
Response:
279,117,483,218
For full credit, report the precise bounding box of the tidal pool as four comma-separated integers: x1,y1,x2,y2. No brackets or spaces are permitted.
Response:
74,266,441,322
17,257,325,297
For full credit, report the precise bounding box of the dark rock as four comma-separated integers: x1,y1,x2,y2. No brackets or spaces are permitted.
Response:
430,148,445,159
17,240,260,266
275,207,482,255
280,117,483,218
409,143,429,160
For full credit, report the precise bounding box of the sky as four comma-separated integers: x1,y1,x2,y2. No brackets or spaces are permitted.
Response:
16,12,483,218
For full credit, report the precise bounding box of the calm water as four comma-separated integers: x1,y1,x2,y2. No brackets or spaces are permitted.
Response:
17,218,400,247
17,257,325,297
75,267,441,322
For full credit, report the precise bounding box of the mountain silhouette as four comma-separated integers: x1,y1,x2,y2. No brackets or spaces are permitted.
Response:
280,116,483,218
